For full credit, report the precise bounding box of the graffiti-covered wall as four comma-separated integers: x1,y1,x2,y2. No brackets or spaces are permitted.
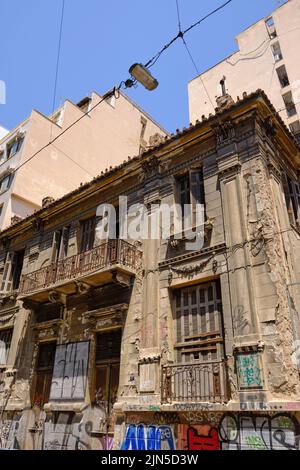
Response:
119,412,300,451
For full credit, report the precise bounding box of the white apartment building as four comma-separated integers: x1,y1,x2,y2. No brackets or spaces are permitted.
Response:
0,91,167,230
189,0,300,142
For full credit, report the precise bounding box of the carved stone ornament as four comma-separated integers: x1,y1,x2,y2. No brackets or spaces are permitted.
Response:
32,217,44,232
148,133,164,148
213,120,235,145
48,291,65,305
215,94,235,112
141,155,160,180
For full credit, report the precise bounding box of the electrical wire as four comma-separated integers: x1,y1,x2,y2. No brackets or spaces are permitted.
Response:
50,0,66,142
175,0,182,32
145,0,233,68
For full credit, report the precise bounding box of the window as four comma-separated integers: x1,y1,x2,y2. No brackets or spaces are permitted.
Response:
0,329,13,365
271,42,283,62
283,175,300,227
80,217,96,252
177,168,205,227
52,226,70,262
265,17,277,39
289,121,300,144
0,250,25,292
283,92,297,118
33,342,56,406
0,174,11,193
95,329,121,433
276,65,290,88
6,137,23,159
174,281,224,364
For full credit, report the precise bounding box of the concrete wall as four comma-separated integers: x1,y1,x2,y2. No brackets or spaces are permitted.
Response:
188,0,300,132
0,92,167,230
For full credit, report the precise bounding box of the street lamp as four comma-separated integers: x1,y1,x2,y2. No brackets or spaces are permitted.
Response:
128,63,159,91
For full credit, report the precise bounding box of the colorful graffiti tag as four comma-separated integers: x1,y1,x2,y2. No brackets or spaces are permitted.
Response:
120,424,175,450
121,413,300,451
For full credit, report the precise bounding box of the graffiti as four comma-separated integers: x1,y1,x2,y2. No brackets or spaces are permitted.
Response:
174,403,214,411
187,426,220,450
153,412,180,425
121,424,175,451
50,341,89,400
219,413,300,450
233,305,250,335
236,353,263,389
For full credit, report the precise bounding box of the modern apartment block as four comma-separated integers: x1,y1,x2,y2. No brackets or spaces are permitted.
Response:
0,126,8,141
189,0,300,143
0,90,300,450
0,91,167,231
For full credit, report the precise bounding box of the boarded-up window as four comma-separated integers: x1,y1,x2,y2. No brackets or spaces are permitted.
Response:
283,175,300,227
33,342,56,406
0,328,13,365
80,217,96,252
174,280,224,363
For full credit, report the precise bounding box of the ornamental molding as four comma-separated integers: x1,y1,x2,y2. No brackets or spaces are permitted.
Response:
159,243,226,269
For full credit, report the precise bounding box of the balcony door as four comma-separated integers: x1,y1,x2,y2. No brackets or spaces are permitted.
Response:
174,280,225,363
94,329,121,435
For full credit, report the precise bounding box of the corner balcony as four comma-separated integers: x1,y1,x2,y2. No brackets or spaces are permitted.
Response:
19,239,142,302
161,360,229,404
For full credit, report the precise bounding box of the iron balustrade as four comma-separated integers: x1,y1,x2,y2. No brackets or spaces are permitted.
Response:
161,360,229,404
19,239,142,295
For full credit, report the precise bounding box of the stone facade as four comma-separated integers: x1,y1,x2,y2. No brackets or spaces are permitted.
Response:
0,90,300,450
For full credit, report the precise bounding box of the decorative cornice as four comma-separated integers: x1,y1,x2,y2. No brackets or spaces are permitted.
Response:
159,243,226,269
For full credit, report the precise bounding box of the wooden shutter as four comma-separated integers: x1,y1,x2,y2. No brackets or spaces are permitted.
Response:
190,168,205,226
80,217,96,253
174,281,224,363
0,252,13,292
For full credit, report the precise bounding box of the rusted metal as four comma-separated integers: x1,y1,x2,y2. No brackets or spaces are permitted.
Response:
161,360,229,404
19,239,142,295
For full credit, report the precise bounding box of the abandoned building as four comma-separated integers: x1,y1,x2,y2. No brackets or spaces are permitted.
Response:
0,89,300,450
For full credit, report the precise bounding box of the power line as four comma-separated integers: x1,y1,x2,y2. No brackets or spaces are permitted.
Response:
145,0,233,68
50,0,66,141
175,0,182,31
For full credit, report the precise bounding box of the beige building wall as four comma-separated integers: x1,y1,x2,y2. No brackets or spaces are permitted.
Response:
0,91,167,231
188,0,300,138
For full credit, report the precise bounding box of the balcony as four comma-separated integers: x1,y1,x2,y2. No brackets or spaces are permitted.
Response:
19,239,142,302
161,360,229,404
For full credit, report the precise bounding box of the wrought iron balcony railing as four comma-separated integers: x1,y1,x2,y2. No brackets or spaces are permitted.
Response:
161,360,229,404
19,239,142,296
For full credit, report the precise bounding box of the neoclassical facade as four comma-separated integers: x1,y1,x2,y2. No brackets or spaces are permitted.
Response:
0,90,300,450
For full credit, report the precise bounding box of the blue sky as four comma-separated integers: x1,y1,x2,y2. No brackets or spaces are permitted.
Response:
0,0,286,133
